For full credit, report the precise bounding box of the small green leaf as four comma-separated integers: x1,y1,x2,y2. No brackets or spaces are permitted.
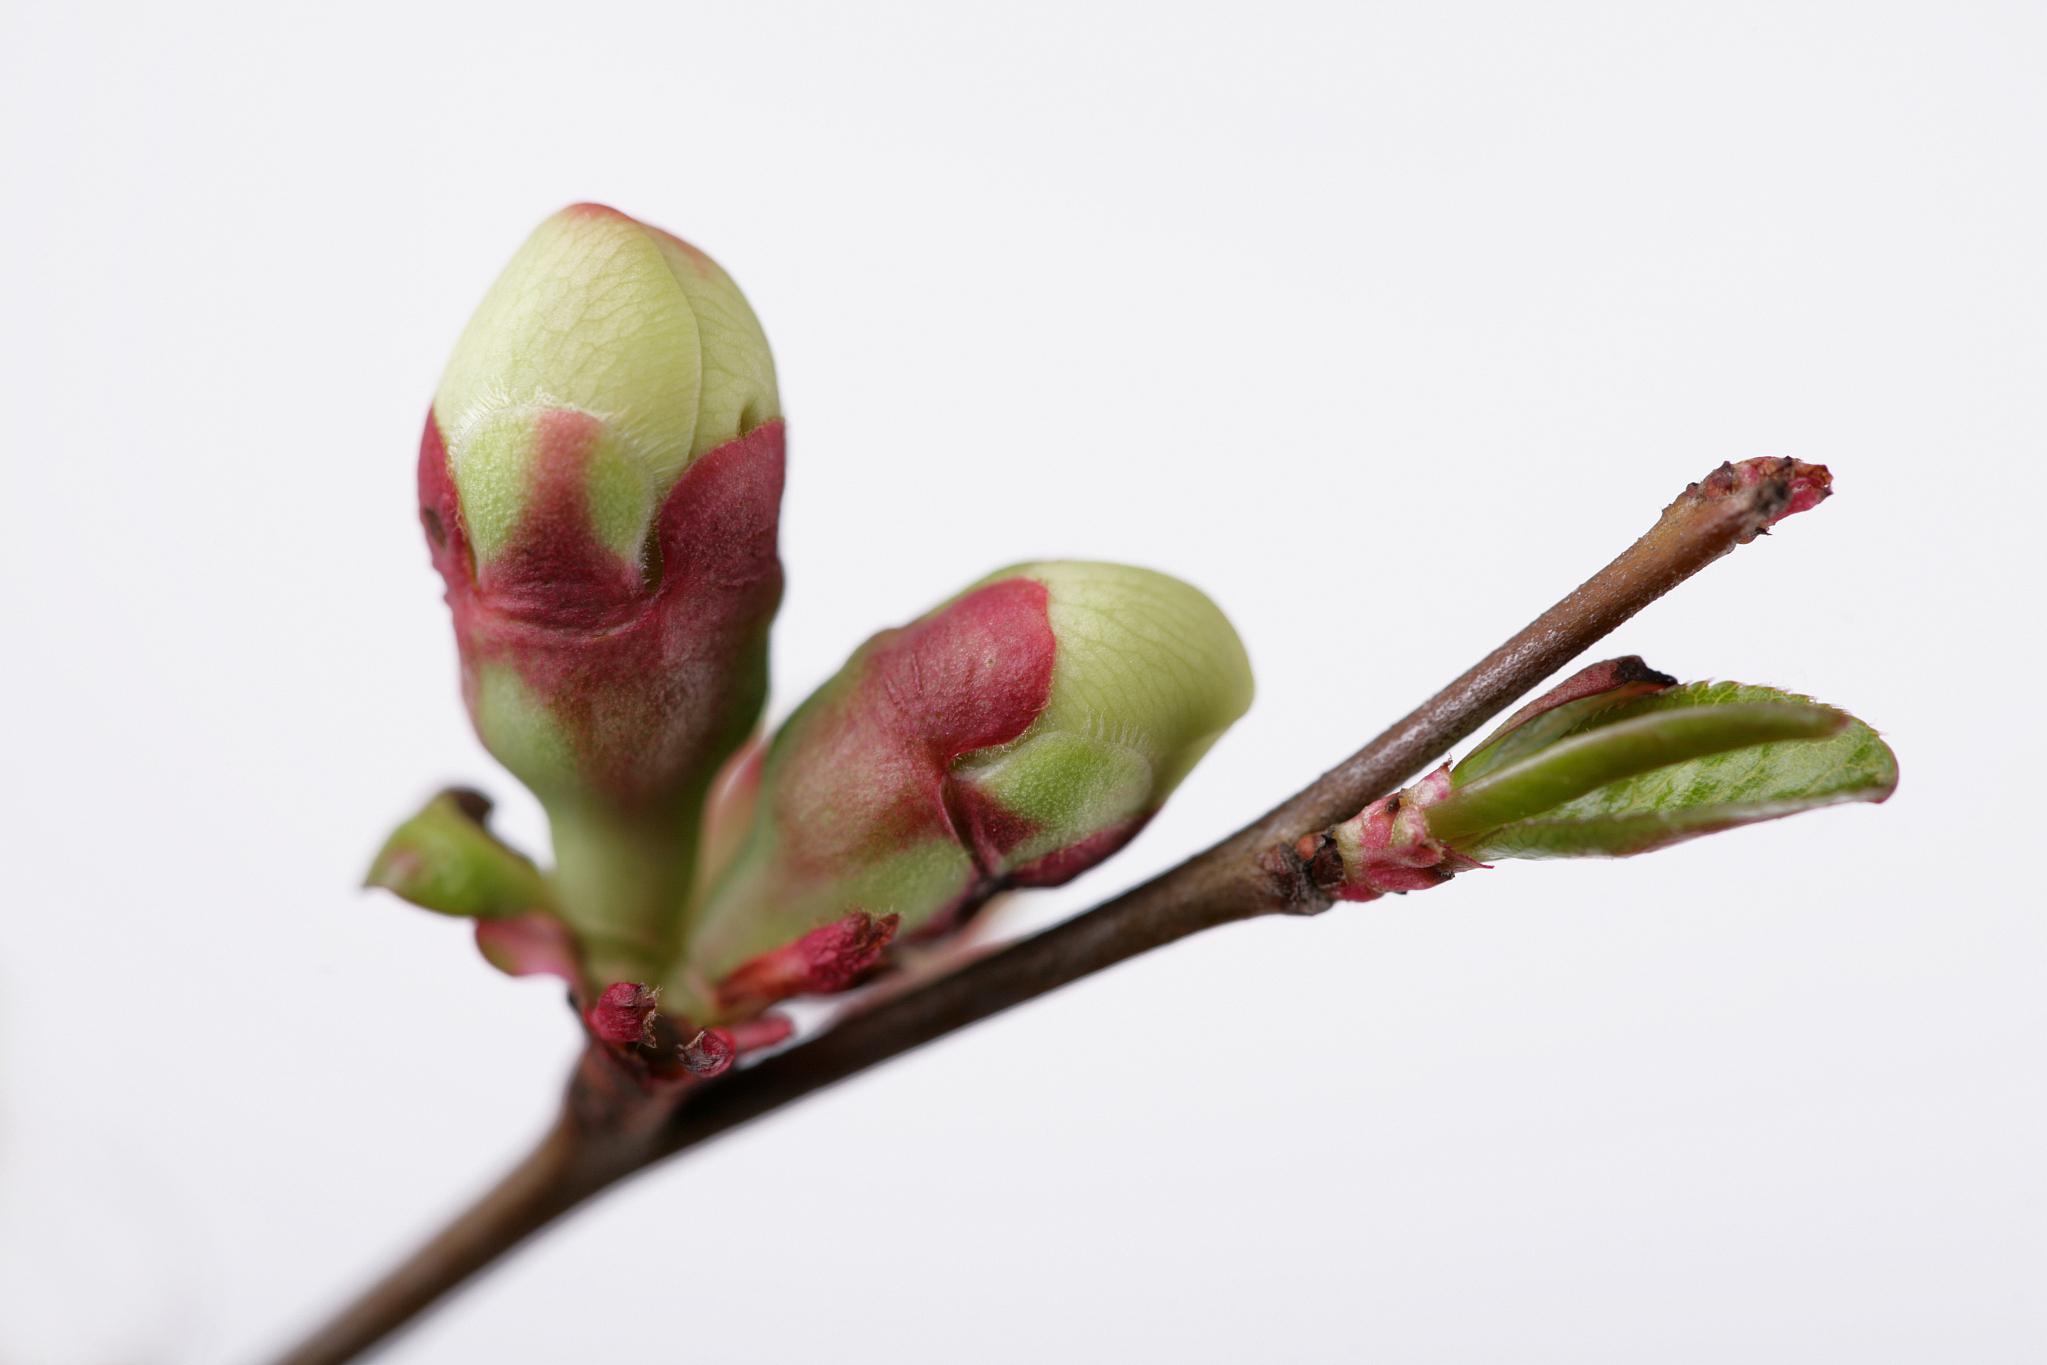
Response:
1445,682,1898,861
1455,689,1652,787
1433,701,1844,848
1452,657,1679,785
366,789,556,919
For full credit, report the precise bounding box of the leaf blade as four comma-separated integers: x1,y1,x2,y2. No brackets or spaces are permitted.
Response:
1453,682,1898,861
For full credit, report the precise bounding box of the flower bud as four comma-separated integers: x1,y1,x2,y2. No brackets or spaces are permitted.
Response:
665,561,1254,1019
416,204,785,984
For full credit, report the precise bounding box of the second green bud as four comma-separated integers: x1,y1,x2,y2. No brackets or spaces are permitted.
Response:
665,561,1254,1020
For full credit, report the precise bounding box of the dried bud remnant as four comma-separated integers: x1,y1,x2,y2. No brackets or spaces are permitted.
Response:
1688,457,1833,544
587,983,663,1048
679,1029,738,1078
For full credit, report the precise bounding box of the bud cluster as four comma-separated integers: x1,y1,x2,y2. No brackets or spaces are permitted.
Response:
378,206,1255,1081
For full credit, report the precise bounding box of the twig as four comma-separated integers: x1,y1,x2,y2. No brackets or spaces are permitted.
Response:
271,459,1818,1365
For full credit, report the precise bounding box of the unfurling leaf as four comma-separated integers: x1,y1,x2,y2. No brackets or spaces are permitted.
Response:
1446,680,1898,861
1305,660,1896,902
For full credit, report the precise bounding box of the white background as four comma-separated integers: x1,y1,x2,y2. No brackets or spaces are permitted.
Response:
2,2,2041,1361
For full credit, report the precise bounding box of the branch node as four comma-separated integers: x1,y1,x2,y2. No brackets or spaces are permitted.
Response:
1258,840,1333,916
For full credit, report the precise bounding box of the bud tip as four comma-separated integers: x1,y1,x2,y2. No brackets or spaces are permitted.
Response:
1705,457,1834,538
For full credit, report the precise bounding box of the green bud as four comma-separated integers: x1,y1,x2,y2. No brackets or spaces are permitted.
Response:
416,204,791,988
434,203,779,570
948,561,1256,875
666,561,1254,1020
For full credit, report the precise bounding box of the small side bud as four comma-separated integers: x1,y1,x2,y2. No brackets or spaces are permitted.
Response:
1305,766,1488,902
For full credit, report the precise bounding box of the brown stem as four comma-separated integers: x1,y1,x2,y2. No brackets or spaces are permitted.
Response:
271,1112,592,1365
270,1048,679,1365
272,459,1818,1363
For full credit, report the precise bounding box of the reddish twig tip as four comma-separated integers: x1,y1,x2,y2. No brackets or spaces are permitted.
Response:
1706,457,1833,541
